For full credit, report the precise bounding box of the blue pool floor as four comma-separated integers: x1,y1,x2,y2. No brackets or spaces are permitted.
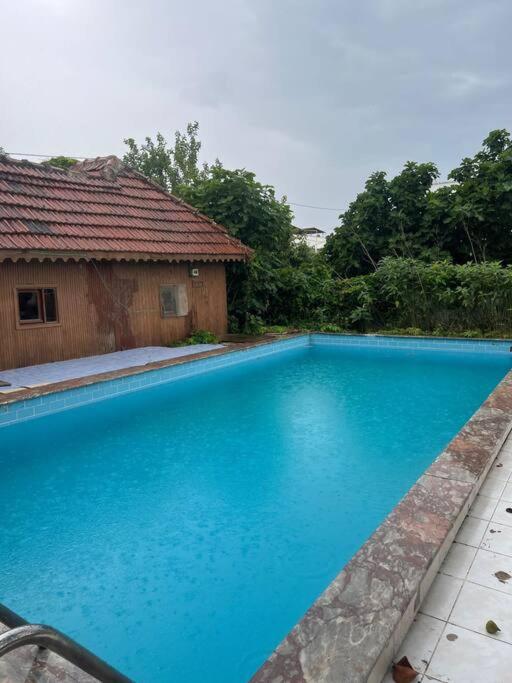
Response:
0,344,510,682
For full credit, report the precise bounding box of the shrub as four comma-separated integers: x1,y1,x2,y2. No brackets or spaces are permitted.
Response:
334,258,512,334
179,330,219,345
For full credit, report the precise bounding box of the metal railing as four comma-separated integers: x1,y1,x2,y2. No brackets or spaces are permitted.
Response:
0,604,133,683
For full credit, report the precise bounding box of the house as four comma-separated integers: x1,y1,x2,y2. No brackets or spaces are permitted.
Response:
293,226,327,251
0,155,251,370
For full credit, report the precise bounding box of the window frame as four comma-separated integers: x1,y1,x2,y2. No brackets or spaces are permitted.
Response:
159,283,189,318
14,285,60,329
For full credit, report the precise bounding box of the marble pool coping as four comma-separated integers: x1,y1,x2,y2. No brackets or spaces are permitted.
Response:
1,333,512,683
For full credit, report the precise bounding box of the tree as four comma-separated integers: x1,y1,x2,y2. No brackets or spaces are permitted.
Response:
180,166,296,330
180,166,293,253
43,156,78,170
325,162,439,276
326,130,512,274
443,129,512,263
324,171,391,275
123,122,215,195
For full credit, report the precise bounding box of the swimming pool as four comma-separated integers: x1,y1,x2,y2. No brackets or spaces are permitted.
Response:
1,335,511,682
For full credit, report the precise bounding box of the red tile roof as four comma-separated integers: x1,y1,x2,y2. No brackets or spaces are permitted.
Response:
0,155,251,262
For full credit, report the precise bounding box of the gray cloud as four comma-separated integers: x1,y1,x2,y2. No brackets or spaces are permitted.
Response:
1,0,511,231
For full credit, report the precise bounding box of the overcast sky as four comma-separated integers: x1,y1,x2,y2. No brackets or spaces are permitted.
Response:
2,0,511,232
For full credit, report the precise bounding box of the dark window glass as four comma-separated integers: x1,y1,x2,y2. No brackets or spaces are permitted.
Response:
17,288,58,324
43,288,57,322
18,290,42,322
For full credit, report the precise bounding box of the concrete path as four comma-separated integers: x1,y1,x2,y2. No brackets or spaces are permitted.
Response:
0,345,224,390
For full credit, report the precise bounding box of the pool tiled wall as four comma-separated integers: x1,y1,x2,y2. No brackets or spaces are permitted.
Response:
1,333,511,428
312,333,512,354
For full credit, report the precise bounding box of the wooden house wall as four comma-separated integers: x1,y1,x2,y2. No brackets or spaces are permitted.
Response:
0,259,228,370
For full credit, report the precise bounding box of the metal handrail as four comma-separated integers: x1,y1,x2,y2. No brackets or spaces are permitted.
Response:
0,623,134,683
0,604,28,629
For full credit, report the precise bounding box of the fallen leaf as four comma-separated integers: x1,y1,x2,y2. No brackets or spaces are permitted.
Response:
486,620,501,634
392,656,419,683
494,571,511,583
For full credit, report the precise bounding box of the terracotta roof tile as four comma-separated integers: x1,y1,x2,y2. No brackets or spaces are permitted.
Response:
0,156,250,262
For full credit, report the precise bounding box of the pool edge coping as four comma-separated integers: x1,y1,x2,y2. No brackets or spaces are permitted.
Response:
249,369,512,683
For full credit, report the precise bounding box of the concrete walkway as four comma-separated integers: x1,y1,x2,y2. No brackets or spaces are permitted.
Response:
0,345,224,391
383,431,512,682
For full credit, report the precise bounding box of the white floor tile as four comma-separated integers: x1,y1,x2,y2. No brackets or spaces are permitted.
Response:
450,582,512,643
420,574,463,621
469,494,498,521
479,477,507,499
497,454,512,470
489,464,512,482
467,549,512,595
455,517,488,547
499,440,512,454
440,543,477,579
501,482,512,501
491,500,512,528
481,522,512,556
392,613,445,674
426,624,512,683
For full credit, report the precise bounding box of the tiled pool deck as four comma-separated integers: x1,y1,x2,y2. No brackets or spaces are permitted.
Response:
382,432,512,683
1,333,512,682
0,344,224,390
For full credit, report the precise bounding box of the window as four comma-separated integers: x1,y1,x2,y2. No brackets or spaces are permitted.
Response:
160,284,188,318
17,288,58,325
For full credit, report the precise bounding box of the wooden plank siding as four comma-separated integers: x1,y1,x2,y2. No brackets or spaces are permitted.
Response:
0,259,228,370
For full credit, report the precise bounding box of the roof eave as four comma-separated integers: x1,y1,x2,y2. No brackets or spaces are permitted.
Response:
0,249,250,264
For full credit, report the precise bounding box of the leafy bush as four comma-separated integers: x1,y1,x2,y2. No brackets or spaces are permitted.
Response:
328,258,512,335
179,330,219,345
317,323,347,333
264,325,289,334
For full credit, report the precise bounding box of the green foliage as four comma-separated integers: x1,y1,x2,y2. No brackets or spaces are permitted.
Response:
180,166,302,331
123,122,217,195
443,129,512,264
326,130,512,274
329,258,512,335
176,330,219,346
263,325,289,334
43,156,78,170
126,123,512,337
325,162,440,276
317,323,347,333
181,166,293,252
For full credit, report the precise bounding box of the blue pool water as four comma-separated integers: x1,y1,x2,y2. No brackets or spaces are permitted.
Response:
0,343,510,682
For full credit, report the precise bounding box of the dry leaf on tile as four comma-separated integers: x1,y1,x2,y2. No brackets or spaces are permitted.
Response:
392,656,419,683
